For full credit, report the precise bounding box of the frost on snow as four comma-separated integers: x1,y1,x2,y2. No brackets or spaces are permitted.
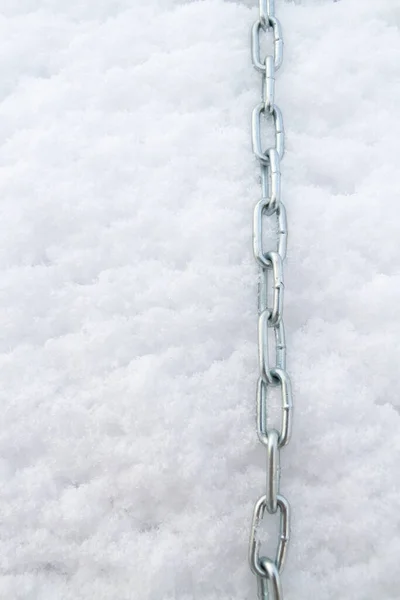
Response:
0,0,399,599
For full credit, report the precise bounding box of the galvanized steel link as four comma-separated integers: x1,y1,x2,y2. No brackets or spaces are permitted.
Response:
257,558,283,600
258,310,286,384
251,18,283,72
258,252,284,326
265,428,280,513
248,493,290,576
262,56,275,112
257,368,293,449
253,198,287,261
252,103,284,164
260,148,281,212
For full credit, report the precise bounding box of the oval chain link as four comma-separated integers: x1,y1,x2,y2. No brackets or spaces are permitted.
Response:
252,103,284,164
249,493,290,577
256,368,293,449
248,3,293,599
251,17,283,72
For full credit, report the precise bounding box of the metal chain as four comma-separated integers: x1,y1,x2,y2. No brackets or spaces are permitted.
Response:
249,2,293,599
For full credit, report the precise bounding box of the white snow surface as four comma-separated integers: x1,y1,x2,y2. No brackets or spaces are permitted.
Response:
0,0,399,598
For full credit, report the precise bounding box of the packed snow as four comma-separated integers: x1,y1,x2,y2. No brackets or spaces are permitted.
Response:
0,0,399,598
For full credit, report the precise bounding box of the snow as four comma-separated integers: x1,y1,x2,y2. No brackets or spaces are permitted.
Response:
0,0,399,598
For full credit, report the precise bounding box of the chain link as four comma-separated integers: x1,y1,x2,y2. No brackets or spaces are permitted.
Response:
262,56,275,112
251,17,283,72
257,558,283,600
249,3,293,599
252,104,284,163
249,493,290,577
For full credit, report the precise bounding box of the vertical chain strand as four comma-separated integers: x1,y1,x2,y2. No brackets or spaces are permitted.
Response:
259,0,275,24
249,3,293,599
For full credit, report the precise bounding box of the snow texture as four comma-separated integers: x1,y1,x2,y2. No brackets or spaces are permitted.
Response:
0,0,399,598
